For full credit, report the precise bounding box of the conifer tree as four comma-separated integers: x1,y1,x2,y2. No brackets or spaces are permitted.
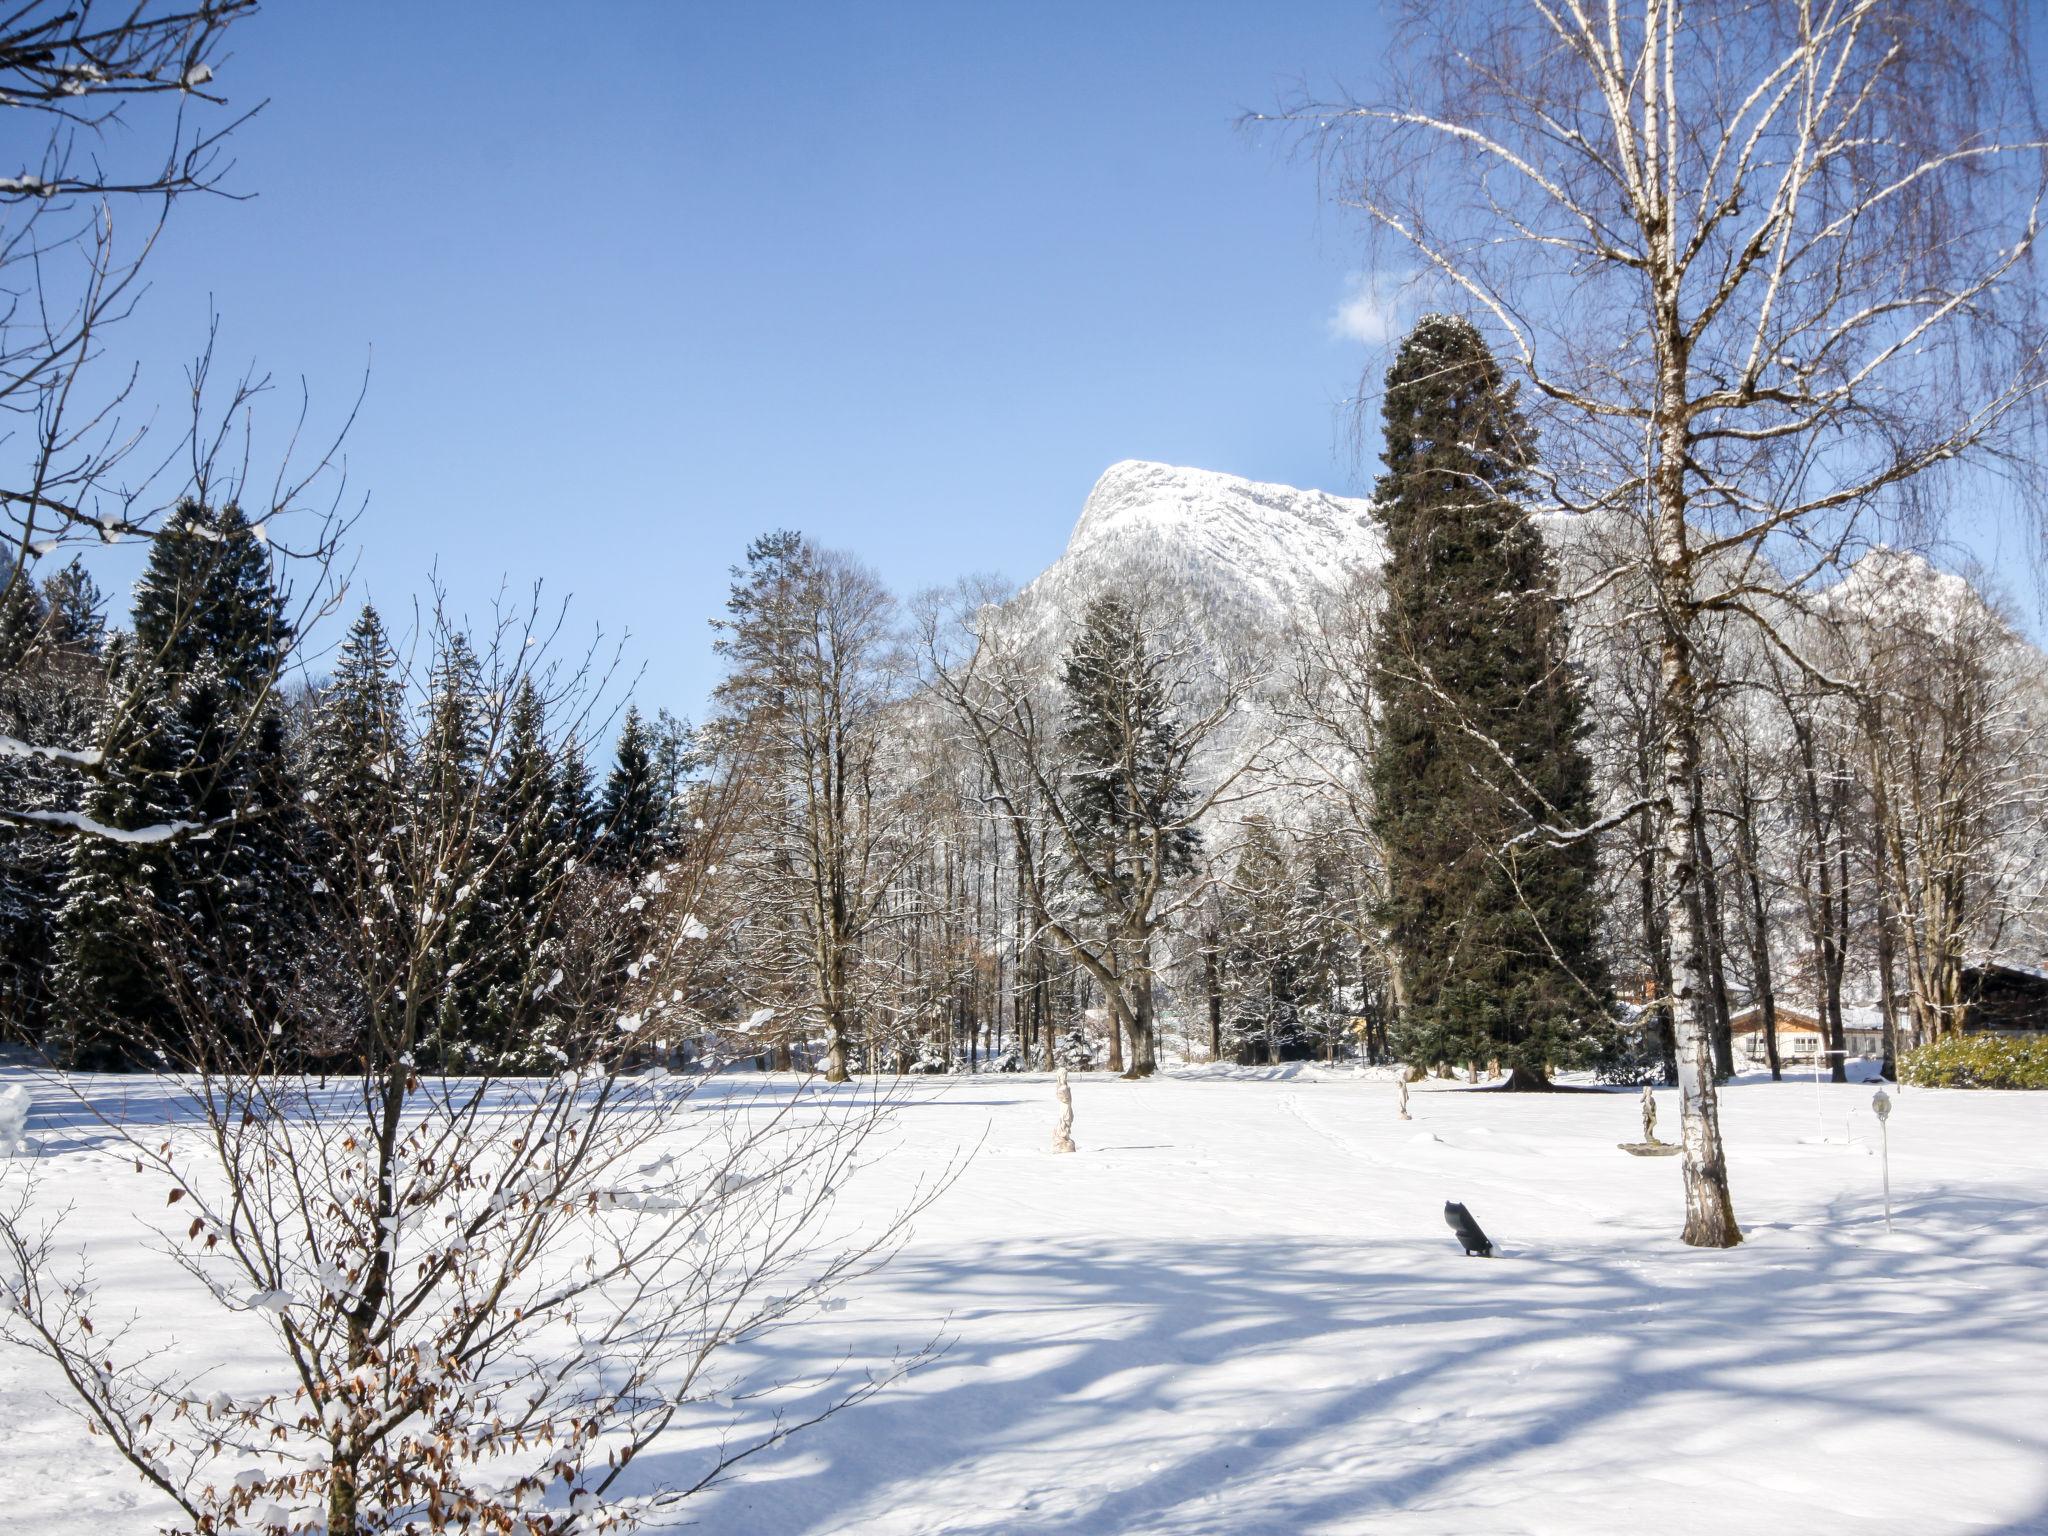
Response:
597,705,664,875
413,630,492,1063
52,504,304,1063
1058,593,1200,1076
41,558,107,653
304,605,409,878
650,707,695,851
1221,816,1302,1065
471,678,573,1059
554,734,600,852
1367,315,1610,1086
0,561,107,1034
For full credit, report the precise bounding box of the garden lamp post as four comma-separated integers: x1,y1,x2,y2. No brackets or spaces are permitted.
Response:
1872,1088,1893,1233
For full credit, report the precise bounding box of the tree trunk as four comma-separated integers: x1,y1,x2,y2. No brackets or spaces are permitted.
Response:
1654,344,1740,1249
1821,832,1849,1080
1866,721,1903,1081
1693,805,1736,1079
327,1454,360,1535
1875,898,1902,1082
822,1002,851,1083
1204,942,1223,1062
1124,931,1158,1078
1037,950,1054,1071
1735,773,1782,1082
1637,801,1679,1086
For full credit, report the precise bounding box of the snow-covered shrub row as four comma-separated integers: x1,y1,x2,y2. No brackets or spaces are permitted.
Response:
1900,1036,2048,1090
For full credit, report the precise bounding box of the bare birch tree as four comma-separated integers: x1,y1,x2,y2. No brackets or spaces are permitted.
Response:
1279,0,2048,1245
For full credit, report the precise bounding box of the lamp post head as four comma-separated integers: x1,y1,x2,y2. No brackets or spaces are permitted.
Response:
1872,1088,1892,1122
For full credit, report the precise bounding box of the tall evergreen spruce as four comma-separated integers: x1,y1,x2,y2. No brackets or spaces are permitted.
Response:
597,705,664,875
305,605,409,878
1368,315,1610,1086
1059,593,1199,1076
554,734,600,852
1222,816,1302,1065
472,678,573,1060
649,708,695,852
52,504,304,1064
0,561,107,1034
415,631,491,1064
292,605,410,1062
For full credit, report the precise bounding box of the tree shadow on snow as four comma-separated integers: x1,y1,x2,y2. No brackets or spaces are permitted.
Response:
642,1182,2048,1536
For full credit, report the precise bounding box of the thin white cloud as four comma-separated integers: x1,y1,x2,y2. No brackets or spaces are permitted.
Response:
1328,269,1414,345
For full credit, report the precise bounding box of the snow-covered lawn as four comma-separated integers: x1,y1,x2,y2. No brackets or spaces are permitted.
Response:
4,1066,2046,1534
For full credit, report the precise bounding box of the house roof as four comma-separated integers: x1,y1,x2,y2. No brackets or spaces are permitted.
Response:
1728,1004,1822,1034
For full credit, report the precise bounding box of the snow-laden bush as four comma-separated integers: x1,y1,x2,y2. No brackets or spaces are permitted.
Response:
0,1085,27,1155
1900,1035,2048,1089
1055,1022,1097,1073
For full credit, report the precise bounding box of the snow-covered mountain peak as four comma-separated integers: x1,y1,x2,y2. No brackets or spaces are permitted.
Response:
1815,544,1998,646
1063,459,1378,574
1017,461,1381,640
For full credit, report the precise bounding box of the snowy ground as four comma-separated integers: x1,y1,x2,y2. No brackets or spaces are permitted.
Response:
4,1065,2047,1535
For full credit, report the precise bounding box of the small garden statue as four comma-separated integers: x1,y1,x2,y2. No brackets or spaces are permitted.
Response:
1051,1068,1076,1154
1620,1084,1681,1156
1397,1078,1411,1120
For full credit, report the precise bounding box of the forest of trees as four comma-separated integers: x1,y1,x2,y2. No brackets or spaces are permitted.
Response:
7,304,2046,1102
2,1,2045,1261
5,9,2048,1529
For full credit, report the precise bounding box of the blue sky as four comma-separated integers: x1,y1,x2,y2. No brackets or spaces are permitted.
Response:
92,2,1401,715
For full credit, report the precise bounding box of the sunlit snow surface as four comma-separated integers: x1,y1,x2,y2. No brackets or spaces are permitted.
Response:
3,1066,2045,1535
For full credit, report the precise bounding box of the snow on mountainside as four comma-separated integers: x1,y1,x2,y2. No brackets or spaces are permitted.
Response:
1815,544,1990,639
1012,460,1382,642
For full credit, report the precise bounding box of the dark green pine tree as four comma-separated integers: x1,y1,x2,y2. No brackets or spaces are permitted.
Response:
0,566,45,670
288,605,409,1063
554,733,600,852
470,678,574,1061
1059,594,1200,890
41,558,107,652
1368,315,1612,1087
0,561,108,1036
649,707,696,852
1059,593,1199,1077
304,604,409,880
1291,822,1354,1057
596,706,664,875
415,630,491,1064
1222,816,1303,1065
52,504,304,1065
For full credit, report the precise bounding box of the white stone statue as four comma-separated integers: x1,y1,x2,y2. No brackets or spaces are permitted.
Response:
1397,1078,1411,1120
1051,1068,1076,1154
1641,1084,1659,1145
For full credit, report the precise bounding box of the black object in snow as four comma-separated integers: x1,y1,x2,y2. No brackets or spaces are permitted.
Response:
1444,1200,1494,1257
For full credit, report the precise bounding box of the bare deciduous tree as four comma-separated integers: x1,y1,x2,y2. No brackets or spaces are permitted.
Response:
1,611,945,1533
1,2,357,843
916,580,1271,1079
1278,0,2048,1245
710,533,912,1084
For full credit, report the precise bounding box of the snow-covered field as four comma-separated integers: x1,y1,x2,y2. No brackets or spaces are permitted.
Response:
4,1066,2046,1535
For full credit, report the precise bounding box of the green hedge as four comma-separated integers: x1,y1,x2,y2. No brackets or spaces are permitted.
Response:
1899,1034,2048,1089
